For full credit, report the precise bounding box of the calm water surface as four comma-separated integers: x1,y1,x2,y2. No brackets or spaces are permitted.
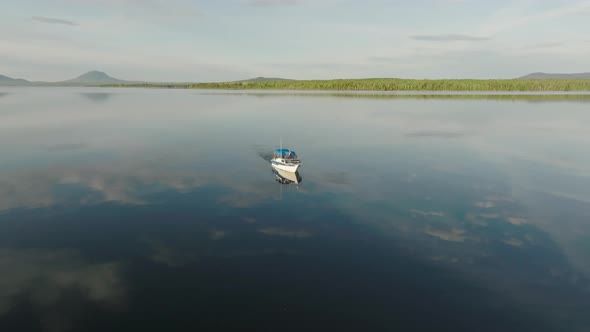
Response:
1,87,590,331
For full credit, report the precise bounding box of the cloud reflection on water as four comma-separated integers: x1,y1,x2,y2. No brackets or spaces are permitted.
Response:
78,92,115,104
0,249,124,330
1,88,590,330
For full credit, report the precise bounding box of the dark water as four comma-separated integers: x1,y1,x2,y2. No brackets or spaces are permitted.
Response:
1,87,590,332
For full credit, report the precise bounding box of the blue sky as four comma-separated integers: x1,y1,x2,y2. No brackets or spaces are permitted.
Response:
1,0,590,81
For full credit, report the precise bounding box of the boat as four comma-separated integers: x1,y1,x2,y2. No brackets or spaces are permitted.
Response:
272,164,302,184
271,148,302,172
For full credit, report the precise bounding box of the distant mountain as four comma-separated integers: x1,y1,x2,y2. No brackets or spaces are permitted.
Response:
0,74,31,85
519,72,590,79
59,70,129,84
236,77,294,83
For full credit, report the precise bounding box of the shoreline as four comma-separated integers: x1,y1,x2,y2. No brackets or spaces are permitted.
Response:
96,78,590,92
4,86,590,102
4,78,590,92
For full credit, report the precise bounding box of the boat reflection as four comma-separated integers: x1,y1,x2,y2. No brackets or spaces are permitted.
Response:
272,164,302,184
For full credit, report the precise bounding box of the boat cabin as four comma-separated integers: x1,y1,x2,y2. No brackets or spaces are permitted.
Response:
273,149,301,164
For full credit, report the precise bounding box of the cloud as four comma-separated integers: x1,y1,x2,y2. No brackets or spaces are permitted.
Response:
410,209,445,217
503,237,524,247
258,227,312,238
424,227,466,242
527,41,565,49
411,34,490,42
405,130,467,139
480,1,590,35
140,239,199,267
44,143,89,151
0,163,208,211
475,201,496,208
32,16,78,26
57,0,201,25
244,0,303,6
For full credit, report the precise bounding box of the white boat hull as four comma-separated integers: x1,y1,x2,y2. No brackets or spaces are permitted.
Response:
271,160,301,172
272,164,302,184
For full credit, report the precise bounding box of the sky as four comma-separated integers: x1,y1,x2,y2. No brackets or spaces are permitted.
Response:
1,0,590,81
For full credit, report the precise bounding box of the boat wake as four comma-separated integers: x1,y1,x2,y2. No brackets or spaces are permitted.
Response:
255,146,275,161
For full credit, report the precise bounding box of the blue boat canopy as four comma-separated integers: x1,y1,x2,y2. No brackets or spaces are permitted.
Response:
274,148,297,157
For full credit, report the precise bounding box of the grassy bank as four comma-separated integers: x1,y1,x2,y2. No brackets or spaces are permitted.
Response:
102,78,590,91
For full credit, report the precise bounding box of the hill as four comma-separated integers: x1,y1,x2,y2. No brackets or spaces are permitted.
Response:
519,72,590,79
59,71,129,85
0,74,31,85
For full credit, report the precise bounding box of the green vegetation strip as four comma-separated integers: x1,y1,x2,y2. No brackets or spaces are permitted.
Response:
102,78,590,91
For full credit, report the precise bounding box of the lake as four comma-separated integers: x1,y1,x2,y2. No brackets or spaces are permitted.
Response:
1,87,590,332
